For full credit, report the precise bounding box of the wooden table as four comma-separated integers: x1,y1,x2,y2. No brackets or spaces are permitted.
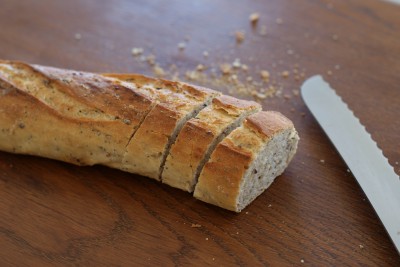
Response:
1,0,399,265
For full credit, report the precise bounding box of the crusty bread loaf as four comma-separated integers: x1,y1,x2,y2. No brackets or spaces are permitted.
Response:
162,95,261,192
193,111,299,212
0,61,299,212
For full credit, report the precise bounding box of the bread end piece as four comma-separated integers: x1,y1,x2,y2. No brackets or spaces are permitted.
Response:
193,111,299,212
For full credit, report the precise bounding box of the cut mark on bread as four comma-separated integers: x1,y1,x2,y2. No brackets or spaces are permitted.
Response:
113,75,220,180
162,95,261,192
158,95,215,179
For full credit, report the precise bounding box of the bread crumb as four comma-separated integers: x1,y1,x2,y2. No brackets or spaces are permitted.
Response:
241,64,249,71
196,64,205,71
260,70,270,81
301,112,306,117
235,31,245,43
327,70,333,75
347,169,351,172
281,71,290,78
359,244,364,249
249,12,260,24
396,162,399,165
74,33,82,40
245,211,249,214
292,89,299,96
320,159,325,163
276,18,283,24
212,258,215,261
153,65,165,77
185,71,199,81
220,63,232,75
335,64,341,70
332,34,339,41
232,58,241,68
178,42,186,50
236,232,239,235
191,224,202,228
203,51,209,58
268,204,272,208
205,237,209,241
131,47,143,56
301,259,305,263
287,49,294,55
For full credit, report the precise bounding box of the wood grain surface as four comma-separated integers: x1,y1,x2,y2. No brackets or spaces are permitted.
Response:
1,0,399,265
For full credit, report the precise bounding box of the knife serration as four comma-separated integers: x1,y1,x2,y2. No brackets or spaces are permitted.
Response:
301,75,400,254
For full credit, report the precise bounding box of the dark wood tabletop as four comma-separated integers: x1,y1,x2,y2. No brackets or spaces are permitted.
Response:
1,0,399,265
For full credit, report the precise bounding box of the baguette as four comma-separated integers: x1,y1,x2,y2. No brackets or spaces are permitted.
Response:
0,61,299,212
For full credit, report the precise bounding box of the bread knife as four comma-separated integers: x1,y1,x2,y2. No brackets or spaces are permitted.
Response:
301,75,400,254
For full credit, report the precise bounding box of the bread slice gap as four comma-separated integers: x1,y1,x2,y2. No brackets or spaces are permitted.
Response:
104,74,221,181
0,62,156,168
193,111,299,212
162,95,261,192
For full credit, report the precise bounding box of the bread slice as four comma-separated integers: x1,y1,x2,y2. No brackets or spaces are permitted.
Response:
162,95,261,192
193,111,299,212
0,61,155,167
103,74,221,180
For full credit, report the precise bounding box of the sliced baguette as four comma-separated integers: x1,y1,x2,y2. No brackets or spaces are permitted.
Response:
0,61,299,212
103,74,221,180
162,95,261,192
0,61,155,167
193,111,299,212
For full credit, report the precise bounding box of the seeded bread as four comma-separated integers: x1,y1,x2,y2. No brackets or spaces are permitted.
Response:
0,61,299,212
162,95,261,192
193,111,299,212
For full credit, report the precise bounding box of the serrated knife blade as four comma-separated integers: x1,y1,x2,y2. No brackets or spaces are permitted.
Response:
301,75,400,253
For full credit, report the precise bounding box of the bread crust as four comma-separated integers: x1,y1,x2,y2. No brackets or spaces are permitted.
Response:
193,111,295,211
0,61,155,128
0,80,132,166
0,61,156,168
246,111,294,139
162,95,260,191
